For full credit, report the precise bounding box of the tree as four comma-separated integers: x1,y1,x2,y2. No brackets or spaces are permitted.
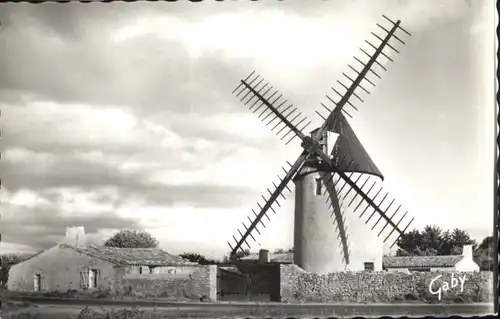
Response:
235,249,251,258
179,252,218,265
273,247,294,254
395,229,424,256
420,225,444,252
450,228,476,250
179,253,204,263
103,230,159,248
473,236,494,271
396,225,477,257
0,253,34,289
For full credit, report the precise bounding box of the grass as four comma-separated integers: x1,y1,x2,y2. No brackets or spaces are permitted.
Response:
5,288,209,302
4,302,494,319
76,307,155,319
4,288,488,305
3,305,333,319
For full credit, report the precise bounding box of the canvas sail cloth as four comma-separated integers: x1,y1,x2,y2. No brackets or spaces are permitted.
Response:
326,112,384,271
324,112,384,181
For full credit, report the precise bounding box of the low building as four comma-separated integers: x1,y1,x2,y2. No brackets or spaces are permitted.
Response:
241,249,293,264
7,227,217,301
382,245,480,273
241,250,378,271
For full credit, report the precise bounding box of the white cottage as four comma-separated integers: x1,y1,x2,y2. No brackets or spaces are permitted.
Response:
383,245,480,273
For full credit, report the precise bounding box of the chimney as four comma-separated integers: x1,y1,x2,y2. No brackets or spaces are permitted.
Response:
259,249,270,264
63,226,85,247
462,244,473,259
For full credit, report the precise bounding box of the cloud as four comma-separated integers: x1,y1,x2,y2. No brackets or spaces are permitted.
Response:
0,187,142,251
0,146,262,208
1,0,474,116
0,27,246,116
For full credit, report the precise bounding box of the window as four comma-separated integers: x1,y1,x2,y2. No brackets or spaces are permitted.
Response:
315,177,322,196
364,262,374,272
34,274,42,291
319,138,325,149
149,266,155,274
80,269,99,289
80,271,88,288
138,266,151,274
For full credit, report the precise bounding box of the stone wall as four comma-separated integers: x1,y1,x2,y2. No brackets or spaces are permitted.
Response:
117,265,217,301
280,264,493,303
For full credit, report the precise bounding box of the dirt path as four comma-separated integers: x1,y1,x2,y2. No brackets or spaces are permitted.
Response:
2,301,494,319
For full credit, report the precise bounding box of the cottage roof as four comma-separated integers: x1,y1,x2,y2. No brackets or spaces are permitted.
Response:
382,255,464,268
61,244,194,266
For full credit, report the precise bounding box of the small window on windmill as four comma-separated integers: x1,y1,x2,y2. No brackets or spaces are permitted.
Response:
364,262,374,272
315,177,322,196
319,137,325,149
33,273,42,292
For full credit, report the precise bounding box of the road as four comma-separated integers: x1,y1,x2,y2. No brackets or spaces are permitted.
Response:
2,296,495,318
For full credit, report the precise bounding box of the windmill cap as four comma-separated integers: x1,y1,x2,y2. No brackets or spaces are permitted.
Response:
309,127,321,135
326,113,384,180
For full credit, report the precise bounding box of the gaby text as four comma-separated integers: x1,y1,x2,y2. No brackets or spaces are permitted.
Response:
428,273,466,301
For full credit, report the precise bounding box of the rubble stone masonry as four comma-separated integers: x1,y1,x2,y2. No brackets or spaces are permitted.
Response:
117,265,217,301
280,264,493,303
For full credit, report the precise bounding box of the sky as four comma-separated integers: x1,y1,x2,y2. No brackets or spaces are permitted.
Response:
0,0,496,259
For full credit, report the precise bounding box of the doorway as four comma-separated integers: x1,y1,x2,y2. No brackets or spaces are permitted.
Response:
88,269,98,288
33,274,41,291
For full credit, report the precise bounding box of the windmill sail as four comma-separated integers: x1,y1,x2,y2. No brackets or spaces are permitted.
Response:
309,17,414,248
321,171,350,265
315,15,411,136
228,151,311,258
233,72,312,146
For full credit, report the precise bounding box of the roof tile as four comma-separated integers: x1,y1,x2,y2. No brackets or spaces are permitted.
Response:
382,255,464,268
61,244,195,266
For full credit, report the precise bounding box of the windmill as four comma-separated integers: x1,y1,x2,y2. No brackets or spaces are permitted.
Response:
228,15,415,274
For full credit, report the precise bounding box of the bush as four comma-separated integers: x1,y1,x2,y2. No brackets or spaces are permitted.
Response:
77,307,101,319
77,306,152,319
403,293,418,301
91,288,112,299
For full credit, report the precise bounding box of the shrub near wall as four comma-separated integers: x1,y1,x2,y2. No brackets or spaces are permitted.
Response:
118,265,217,301
280,264,493,303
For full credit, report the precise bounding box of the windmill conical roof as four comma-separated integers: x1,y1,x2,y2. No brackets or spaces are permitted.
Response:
328,112,384,181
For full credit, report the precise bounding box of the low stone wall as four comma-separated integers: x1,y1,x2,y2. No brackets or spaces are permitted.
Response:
280,264,493,303
117,265,217,301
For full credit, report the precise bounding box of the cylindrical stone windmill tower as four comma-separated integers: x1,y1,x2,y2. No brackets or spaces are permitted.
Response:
293,118,385,274
293,163,346,273
293,129,345,273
